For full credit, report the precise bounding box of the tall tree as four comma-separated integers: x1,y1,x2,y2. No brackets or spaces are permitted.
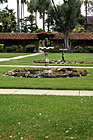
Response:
27,0,38,32
51,0,81,51
27,0,36,32
46,3,54,31
0,6,16,32
37,0,51,31
17,0,20,32
20,0,27,32
83,0,93,30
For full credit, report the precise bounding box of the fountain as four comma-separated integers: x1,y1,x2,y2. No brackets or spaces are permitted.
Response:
39,38,54,66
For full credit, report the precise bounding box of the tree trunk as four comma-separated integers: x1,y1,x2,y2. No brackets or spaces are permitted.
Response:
35,11,37,32
48,16,50,31
64,31,70,51
35,11,37,26
43,12,45,32
17,0,20,32
85,1,87,30
31,20,33,33
21,3,22,32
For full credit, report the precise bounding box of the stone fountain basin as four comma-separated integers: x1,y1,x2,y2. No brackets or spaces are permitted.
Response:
5,68,88,78
39,47,54,49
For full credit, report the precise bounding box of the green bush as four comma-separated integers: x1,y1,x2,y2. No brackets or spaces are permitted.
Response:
85,46,93,53
16,45,23,53
25,44,36,53
49,46,60,53
73,46,86,53
6,45,19,53
6,47,14,52
0,44,3,52
36,28,43,33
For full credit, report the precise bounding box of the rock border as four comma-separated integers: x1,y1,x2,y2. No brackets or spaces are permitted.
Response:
32,60,93,64
5,68,88,78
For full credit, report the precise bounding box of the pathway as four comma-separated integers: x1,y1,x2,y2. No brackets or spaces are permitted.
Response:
0,65,93,68
0,89,93,96
0,52,43,62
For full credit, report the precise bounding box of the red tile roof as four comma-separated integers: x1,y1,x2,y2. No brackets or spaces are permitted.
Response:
0,33,38,40
69,32,93,40
51,32,93,40
0,32,93,40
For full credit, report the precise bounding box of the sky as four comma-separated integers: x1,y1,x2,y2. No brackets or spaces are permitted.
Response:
0,0,86,29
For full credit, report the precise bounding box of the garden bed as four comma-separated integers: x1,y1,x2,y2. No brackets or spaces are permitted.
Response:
5,68,88,78
32,60,93,64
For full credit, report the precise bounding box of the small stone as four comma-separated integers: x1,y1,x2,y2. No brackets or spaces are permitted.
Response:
80,70,87,76
62,74,68,78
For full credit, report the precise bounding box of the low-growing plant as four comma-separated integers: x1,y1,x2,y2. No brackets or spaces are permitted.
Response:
0,44,3,52
36,28,43,33
73,46,86,53
16,45,23,53
12,45,18,52
25,44,36,53
72,25,85,33
6,47,14,52
49,45,60,53
85,46,93,53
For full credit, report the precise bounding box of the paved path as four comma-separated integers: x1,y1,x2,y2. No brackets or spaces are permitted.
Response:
0,89,93,96
0,65,93,68
0,52,43,62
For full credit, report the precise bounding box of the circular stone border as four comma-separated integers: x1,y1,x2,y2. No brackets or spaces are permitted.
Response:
5,68,88,78
32,60,93,64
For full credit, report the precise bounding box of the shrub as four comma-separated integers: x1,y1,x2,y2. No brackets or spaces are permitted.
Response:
36,28,43,33
73,46,86,53
0,44,3,52
12,45,18,52
16,45,23,53
47,30,52,33
72,25,85,33
25,44,36,53
6,45,19,53
6,47,14,52
85,46,93,53
49,46,60,53
40,40,43,46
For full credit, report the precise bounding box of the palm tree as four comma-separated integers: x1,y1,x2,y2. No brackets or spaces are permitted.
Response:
17,0,20,32
20,0,27,32
27,0,38,32
37,0,51,31
27,0,36,32
27,14,35,32
84,0,93,30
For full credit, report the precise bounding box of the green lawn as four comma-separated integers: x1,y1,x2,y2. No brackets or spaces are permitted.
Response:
0,67,93,90
0,95,92,140
0,53,31,58
0,53,92,66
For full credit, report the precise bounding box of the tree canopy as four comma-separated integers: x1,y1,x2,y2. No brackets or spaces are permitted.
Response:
50,0,82,50
0,6,16,32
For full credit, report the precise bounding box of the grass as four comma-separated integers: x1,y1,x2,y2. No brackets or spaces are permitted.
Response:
0,53,92,66
0,53,31,58
0,67,93,90
0,95,93,140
